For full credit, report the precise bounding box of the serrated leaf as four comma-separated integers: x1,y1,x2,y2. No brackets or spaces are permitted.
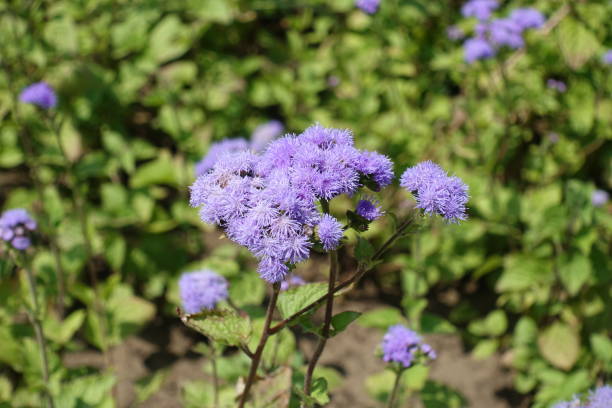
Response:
330,311,361,336
276,283,327,320
557,18,600,70
537,323,579,370
496,255,553,292
181,309,251,346
559,253,591,296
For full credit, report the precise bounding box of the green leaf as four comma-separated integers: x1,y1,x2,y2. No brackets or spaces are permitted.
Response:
420,313,457,334
421,380,467,408
559,253,591,296
358,307,404,329
591,334,612,363
146,15,192,64
58,310,86,345
181,309,251,346
355,236,375,263
276,283,327,320
496,255,553,292
468,310,507,337
472,339,499,359
538,323,580,370
135,370,168,403
557,18,600,70
130,151,179,188
310,377,330,406
566,81,595,135
249,367,292,408
330,311,361,336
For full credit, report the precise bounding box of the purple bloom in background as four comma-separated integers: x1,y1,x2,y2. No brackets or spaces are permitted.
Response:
464,37,496,63
179,270,229,314
250,120,284,152
327,75,340,87
547,79,567,93
355,197,384,221
547,132,560,144
0,208,37,250
552,397,582,408
447,25,465,41
400,161,469,222
488,18,524,49
461,0,498,21
317,214,343,251
381,324,435,368
280,274,306,291
589,385,612,408
356,0,380,14
510,8,545,30
194,138,249,177
602,50,612,65
19,82,57,109
592,189,609,207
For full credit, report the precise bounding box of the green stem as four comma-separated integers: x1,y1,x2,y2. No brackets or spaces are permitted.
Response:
386,369,404,408
211,356,219,408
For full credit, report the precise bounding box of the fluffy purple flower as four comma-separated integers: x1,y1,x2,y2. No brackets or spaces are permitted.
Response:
356,0,380,14
381,325,435,368
510,8,545,30
280,274,306,291
179,270,229,314
355,198,384,221
0,209,37,250
194,138,249,177
602,50,612,65
317,214,343,251
400,161,469,222
547,79,567,93
588,385,612,408
488,18,524,49
464,37,496,63
250,120,284,152
461,0,498,21
19,82,57,109
447,25,465,41
592,189,609,207
355,151,394,190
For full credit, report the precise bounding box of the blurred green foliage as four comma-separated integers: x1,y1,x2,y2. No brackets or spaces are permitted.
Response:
0,0,611,407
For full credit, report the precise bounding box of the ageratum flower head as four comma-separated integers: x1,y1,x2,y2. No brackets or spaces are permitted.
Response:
317,214,344,251
355,197,384,221
280,274,306,291
488,18,524,49
250,120,284,152
381,324,435,368
603,50,612,66
189,124,395,283
447,25,465,41
461,0,498,21
356,0,380,14
0,209,37,250
179,270,229,314
464,37,496,63
510,8,545,30
592,189,609,207
553,385,612,408
547,79,567,93
400,161,469,222
19,82,57,109
194,138,249,177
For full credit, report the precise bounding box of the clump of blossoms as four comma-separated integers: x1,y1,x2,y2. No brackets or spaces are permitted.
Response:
381,324,436,367
179,270,229,314
603,50,612,66
19,82,57,109
547,79,567,93
190,124,394,283
592,189,609,207
553,385,612,408
459,0,546,63
0,209,37,250
280,274,306,291
356,0,380,14
250,120,284,152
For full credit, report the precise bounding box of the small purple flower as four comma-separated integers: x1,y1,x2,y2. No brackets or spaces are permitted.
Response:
592,189,609,207
355,197,384,221
552,396,581,408
461,0,499,21
464,37,496,63
589,385,612,408
602,50,612,65
317,214,343,251
257,257,289,283
547,79,567,93
355,151,394,190
194,138,249,177
547,132,560,144
356,0,380,14
488,18,524,49
250,120,284,152
280,274,306,291
447,25,465,41
327,76,340,87
510,8,545,30
400,161,469,222
381,324,435,368
19,82,57,109
179,270,229,314
0,209,37,250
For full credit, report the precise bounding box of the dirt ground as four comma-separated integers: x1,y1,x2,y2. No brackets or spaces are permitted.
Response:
64,299,528,408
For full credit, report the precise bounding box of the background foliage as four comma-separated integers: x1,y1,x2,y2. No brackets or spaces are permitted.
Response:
0,0,610,407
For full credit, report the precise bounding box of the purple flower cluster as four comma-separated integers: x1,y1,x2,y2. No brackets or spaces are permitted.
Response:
400,161,469,222
461,2,545,63
603,50,612,66
553,385,612,408
190,124,394,283
447,25,465,41
547,79,567,93
0,209,37,250
280,274,306,291
592,189,609,207
356,0,380,14
355,197,384,221
381,324,436,368
194,121,284,177
179,270,229,314
19,82,57,109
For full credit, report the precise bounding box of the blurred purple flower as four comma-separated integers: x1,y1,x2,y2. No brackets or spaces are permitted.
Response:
179,270,228,314
280,274,306,291
464,37,496,63
510,8,545,30
356,0,380,14
589,385,612,408
19,82,57,109
194,138,249,177
250,120,284,152
547,132,560,144
355,197,384,221
602,50,612,65
488,18,524,49
327,75,340,87
461,0,498,21
592,189,609,207
381,324,435,368
547,79,567,93
447,25,465,41
0,208,36,251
